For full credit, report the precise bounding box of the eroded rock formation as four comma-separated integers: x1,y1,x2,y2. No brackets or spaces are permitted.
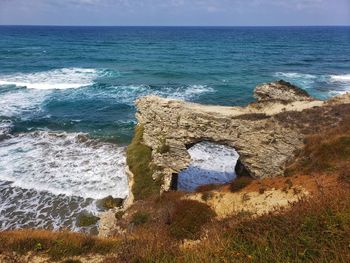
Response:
134,80,350,191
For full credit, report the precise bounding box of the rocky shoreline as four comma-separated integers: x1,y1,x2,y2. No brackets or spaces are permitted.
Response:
97,80,350,236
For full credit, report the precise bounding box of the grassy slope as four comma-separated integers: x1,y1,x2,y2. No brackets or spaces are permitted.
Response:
1,115,350,262
126,125,161,200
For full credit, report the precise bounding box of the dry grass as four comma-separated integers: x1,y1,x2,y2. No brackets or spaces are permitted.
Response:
286,114,350,176
229,176,253,192
169,200,216,240
183,188,350,263
0,230,119,260
3,103,350,262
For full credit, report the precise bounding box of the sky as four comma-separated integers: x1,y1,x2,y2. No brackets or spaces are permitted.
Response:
0,0,349,26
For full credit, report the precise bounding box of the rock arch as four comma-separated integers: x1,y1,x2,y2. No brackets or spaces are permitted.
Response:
134,81,349,191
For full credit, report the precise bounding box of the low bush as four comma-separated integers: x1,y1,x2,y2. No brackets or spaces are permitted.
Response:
229,177,253,192
286,115,350,176
201,191,214,202
131,212,150,226
195,184,221,192
63,260,82,263
169,200,216,240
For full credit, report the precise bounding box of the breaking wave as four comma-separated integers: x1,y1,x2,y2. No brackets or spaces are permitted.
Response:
0,181,97,232
0,68,102,90
0,131,128,199
274,72,350,95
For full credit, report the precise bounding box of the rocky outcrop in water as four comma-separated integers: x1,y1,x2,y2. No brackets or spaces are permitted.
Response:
134,81,350,191
254,80,313,102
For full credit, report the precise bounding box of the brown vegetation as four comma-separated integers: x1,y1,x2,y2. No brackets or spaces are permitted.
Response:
0,230,119,261
3,102,350,262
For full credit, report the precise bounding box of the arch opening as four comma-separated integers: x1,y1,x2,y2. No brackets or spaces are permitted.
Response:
177,141,239,192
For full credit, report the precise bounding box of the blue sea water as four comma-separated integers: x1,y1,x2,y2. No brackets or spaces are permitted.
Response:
0,26,349,232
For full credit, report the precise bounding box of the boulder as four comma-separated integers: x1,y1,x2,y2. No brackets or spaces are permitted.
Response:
254,80,313,102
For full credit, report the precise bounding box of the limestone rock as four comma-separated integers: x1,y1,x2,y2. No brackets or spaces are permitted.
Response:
133,81,350,192
254,80,313,102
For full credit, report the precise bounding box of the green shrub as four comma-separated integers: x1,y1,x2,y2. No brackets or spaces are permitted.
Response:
229,177,253,192
131,212,150,226
126,125,162,200
169,200,216,240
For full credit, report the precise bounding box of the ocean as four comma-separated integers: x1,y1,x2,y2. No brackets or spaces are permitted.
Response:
0,26,349,232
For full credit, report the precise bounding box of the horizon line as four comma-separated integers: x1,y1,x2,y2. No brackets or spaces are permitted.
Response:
0,24,349,27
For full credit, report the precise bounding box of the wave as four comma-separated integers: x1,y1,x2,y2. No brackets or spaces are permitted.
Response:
0,88,49,118
103,84,214,105
274,72,350,96
0,68,102,90
0,131,128,200
329,74,350,83
0,181,97,232
0,120,13,140
274,72,318,89
178,141,239,192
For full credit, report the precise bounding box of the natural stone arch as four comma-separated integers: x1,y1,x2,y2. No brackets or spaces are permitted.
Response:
134,81,350,192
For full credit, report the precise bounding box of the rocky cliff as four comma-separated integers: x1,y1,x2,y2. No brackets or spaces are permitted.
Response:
134,81,350,191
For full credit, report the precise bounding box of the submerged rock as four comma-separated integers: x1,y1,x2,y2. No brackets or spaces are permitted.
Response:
77,214,100,227
97,196,124,210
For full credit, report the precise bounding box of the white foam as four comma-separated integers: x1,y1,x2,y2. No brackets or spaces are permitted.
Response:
178,141,239,192
0,88,49,117
0,131,128,199
104,84,214,105
274,72,317,89
329,74,350,83
0,120,13,139
275,72,317,79
0,182,98,232
0,68,99,90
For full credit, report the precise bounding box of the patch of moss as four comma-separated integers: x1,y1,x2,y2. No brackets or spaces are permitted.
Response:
97,196,124,210
169,200,216,240
126,125,162,200
131,212,150,226
76,214,100,227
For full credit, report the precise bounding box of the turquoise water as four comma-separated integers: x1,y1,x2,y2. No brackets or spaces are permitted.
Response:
0,26,349,231
1,26,350,143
